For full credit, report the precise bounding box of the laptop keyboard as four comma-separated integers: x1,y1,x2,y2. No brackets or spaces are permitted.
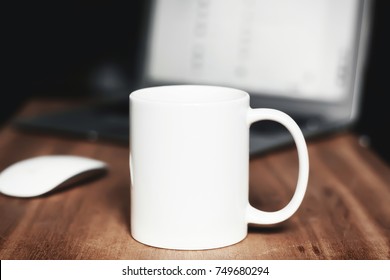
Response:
250,115,322,135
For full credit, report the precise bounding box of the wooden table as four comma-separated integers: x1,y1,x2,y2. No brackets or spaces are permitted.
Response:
0,100,389,260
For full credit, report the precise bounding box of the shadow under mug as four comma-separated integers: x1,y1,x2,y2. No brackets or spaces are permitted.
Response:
130,85,309,250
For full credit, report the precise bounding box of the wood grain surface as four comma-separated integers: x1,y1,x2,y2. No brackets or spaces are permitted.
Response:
0,100,389,259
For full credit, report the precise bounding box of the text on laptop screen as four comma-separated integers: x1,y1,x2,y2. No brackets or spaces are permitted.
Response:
145,0,359,102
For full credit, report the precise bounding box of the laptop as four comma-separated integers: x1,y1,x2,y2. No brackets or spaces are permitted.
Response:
15,0,371,155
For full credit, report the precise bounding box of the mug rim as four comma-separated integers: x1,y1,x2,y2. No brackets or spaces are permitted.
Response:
130,85,248,105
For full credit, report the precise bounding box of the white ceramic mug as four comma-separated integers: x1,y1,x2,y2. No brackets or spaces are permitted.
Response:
129,85,309,250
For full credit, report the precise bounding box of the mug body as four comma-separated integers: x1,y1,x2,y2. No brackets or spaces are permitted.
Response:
130,85,250,249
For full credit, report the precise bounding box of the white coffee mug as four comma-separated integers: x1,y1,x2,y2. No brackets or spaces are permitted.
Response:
130,85,309,250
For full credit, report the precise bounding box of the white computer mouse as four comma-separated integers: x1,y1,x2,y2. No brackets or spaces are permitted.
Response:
0,155,108,198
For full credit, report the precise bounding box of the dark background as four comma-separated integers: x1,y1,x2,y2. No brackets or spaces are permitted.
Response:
2,1,390,163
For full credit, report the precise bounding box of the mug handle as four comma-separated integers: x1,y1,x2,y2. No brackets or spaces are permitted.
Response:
246,108,309,224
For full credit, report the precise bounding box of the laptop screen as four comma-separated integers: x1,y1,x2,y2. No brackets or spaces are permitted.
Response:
144,0,361,102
